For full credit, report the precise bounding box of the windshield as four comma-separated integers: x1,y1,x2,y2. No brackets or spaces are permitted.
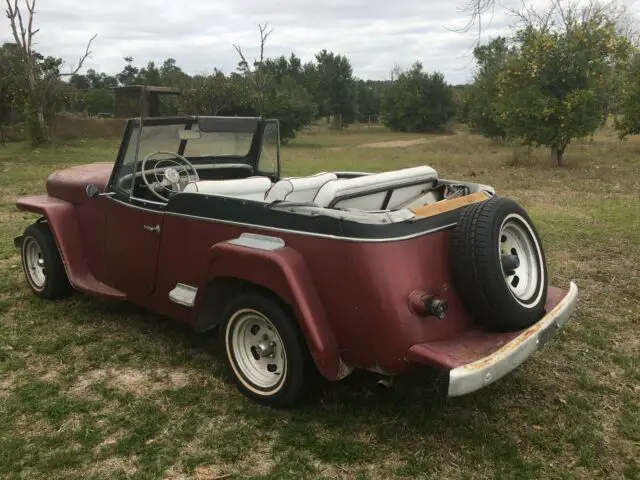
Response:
131,122,255,162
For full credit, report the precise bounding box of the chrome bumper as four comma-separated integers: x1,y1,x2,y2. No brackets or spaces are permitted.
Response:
448,282,579,397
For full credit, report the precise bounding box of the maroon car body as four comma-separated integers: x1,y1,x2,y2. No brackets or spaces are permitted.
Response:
14,116,578,406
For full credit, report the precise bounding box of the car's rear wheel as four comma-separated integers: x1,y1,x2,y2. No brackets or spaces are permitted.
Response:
21,222,72,300
220,292,320,408
451,196,548,332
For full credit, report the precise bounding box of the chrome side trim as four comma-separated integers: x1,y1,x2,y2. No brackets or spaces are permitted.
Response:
447,282,579,397
169,283,198,307
228,233,285,251
105,196,457,243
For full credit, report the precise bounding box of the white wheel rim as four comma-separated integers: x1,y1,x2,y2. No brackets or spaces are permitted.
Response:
227,309,287,394
24,237,46,290
498,214,544,307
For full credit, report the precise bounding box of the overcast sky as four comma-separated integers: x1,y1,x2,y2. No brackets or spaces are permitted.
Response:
2,0,639,84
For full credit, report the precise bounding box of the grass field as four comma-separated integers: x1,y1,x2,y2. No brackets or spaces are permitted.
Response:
0,124,638,480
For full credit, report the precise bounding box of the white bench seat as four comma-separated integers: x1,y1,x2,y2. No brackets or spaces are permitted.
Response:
313,166,438,210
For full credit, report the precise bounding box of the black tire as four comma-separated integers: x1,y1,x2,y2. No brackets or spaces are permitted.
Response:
451,196,548,332
220,292,321,408
20,222,72,300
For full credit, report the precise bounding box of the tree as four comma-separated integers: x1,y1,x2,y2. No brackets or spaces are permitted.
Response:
117,57,138,86
615,52,640,137
159,58,188,87
354,80,383,122
233,23,273,116
135,61,161,86
312,50,356,128
5,0,96,146
381,62,455,133
495,1,634,166
180,71,253,116
263,75,316,143
0,42,23,143
461,37,512,139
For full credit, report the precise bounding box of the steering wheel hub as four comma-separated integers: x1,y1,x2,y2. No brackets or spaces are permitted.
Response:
140,151,200,202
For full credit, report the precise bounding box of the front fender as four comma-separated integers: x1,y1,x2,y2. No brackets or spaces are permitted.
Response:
16,195,81,280
200,235,349,382
15,195,125,300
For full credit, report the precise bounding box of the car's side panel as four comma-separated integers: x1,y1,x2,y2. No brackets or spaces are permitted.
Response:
103,198,164,298
16,195,125,299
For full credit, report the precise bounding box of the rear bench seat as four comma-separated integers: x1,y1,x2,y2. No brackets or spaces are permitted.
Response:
313,166,438,210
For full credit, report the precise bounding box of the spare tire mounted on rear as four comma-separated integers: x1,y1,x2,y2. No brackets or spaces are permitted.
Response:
451,196,548,332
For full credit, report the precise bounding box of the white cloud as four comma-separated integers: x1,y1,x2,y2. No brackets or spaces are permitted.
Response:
1,0,638,84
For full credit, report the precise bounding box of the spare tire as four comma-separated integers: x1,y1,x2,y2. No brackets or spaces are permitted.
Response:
451,196,548,332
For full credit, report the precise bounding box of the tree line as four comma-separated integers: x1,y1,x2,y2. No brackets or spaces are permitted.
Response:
2,0,640,164
1,1,458,146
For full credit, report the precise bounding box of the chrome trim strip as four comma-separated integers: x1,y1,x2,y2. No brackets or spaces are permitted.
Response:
130,196,166,206
105,196,457,243
447,282,579,397
228,233,285,251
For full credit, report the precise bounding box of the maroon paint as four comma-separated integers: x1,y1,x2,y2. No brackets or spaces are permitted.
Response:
405,286,568,369
17,162,571,382
16,194,124,300
203,242,342,380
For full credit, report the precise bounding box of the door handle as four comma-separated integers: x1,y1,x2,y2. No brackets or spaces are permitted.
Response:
143,224,160,233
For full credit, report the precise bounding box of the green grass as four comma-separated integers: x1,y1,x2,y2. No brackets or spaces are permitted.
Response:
0,123,638,479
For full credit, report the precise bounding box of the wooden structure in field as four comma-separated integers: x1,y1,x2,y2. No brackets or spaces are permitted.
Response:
114,85,180,118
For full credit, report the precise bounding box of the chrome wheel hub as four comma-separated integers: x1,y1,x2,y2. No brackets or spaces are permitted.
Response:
24,237,46,289
229,310,286,391
499,215,541,305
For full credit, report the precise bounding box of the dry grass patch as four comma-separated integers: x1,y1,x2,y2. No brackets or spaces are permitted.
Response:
0,123,638,480
71,366,191,397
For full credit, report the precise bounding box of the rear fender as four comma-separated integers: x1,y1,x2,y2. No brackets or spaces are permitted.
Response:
198,234,348,382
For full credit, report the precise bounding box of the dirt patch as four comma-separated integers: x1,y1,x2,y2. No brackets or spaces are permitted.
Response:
88,456,138,477
71,367,190,396
357,137,434,149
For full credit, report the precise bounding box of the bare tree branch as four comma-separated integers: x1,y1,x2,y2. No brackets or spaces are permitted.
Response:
60,33,98,76
232,23,273,116
258,23,273,65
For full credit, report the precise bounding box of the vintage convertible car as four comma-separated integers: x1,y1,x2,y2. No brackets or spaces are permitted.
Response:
14,116,578,407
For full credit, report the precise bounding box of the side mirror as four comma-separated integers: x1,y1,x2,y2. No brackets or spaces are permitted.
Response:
86,184,100,198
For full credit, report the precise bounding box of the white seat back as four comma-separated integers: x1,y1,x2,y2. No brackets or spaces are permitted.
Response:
183,176,272,201
313,166,438,210
265,172,337,203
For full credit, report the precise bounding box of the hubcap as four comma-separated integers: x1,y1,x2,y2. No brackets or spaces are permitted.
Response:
229,310,286,391
24,237,46,289
499,215,541,304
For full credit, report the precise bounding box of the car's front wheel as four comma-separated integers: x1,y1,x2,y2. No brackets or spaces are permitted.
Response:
220,293,320,408
20,222,71,300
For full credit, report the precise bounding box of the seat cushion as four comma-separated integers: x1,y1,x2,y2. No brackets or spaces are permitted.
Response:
265,172,337,203
313,166,438,210
183,176,273,201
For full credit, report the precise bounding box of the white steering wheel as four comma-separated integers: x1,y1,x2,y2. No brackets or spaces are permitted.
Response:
141,151,200,202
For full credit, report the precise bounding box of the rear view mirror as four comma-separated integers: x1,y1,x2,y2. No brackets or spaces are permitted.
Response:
86,184,115,199
86,184,100,198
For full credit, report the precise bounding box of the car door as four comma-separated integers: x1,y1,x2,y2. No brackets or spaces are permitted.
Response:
104,196,164,297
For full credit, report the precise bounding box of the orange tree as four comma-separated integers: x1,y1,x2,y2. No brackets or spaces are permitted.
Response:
495,4,633,166
615,52,640,138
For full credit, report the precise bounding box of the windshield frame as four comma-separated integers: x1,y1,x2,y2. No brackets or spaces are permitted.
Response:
107,116,281,199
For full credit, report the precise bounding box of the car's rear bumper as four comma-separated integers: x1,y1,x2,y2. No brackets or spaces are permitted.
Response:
406,282,578,396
